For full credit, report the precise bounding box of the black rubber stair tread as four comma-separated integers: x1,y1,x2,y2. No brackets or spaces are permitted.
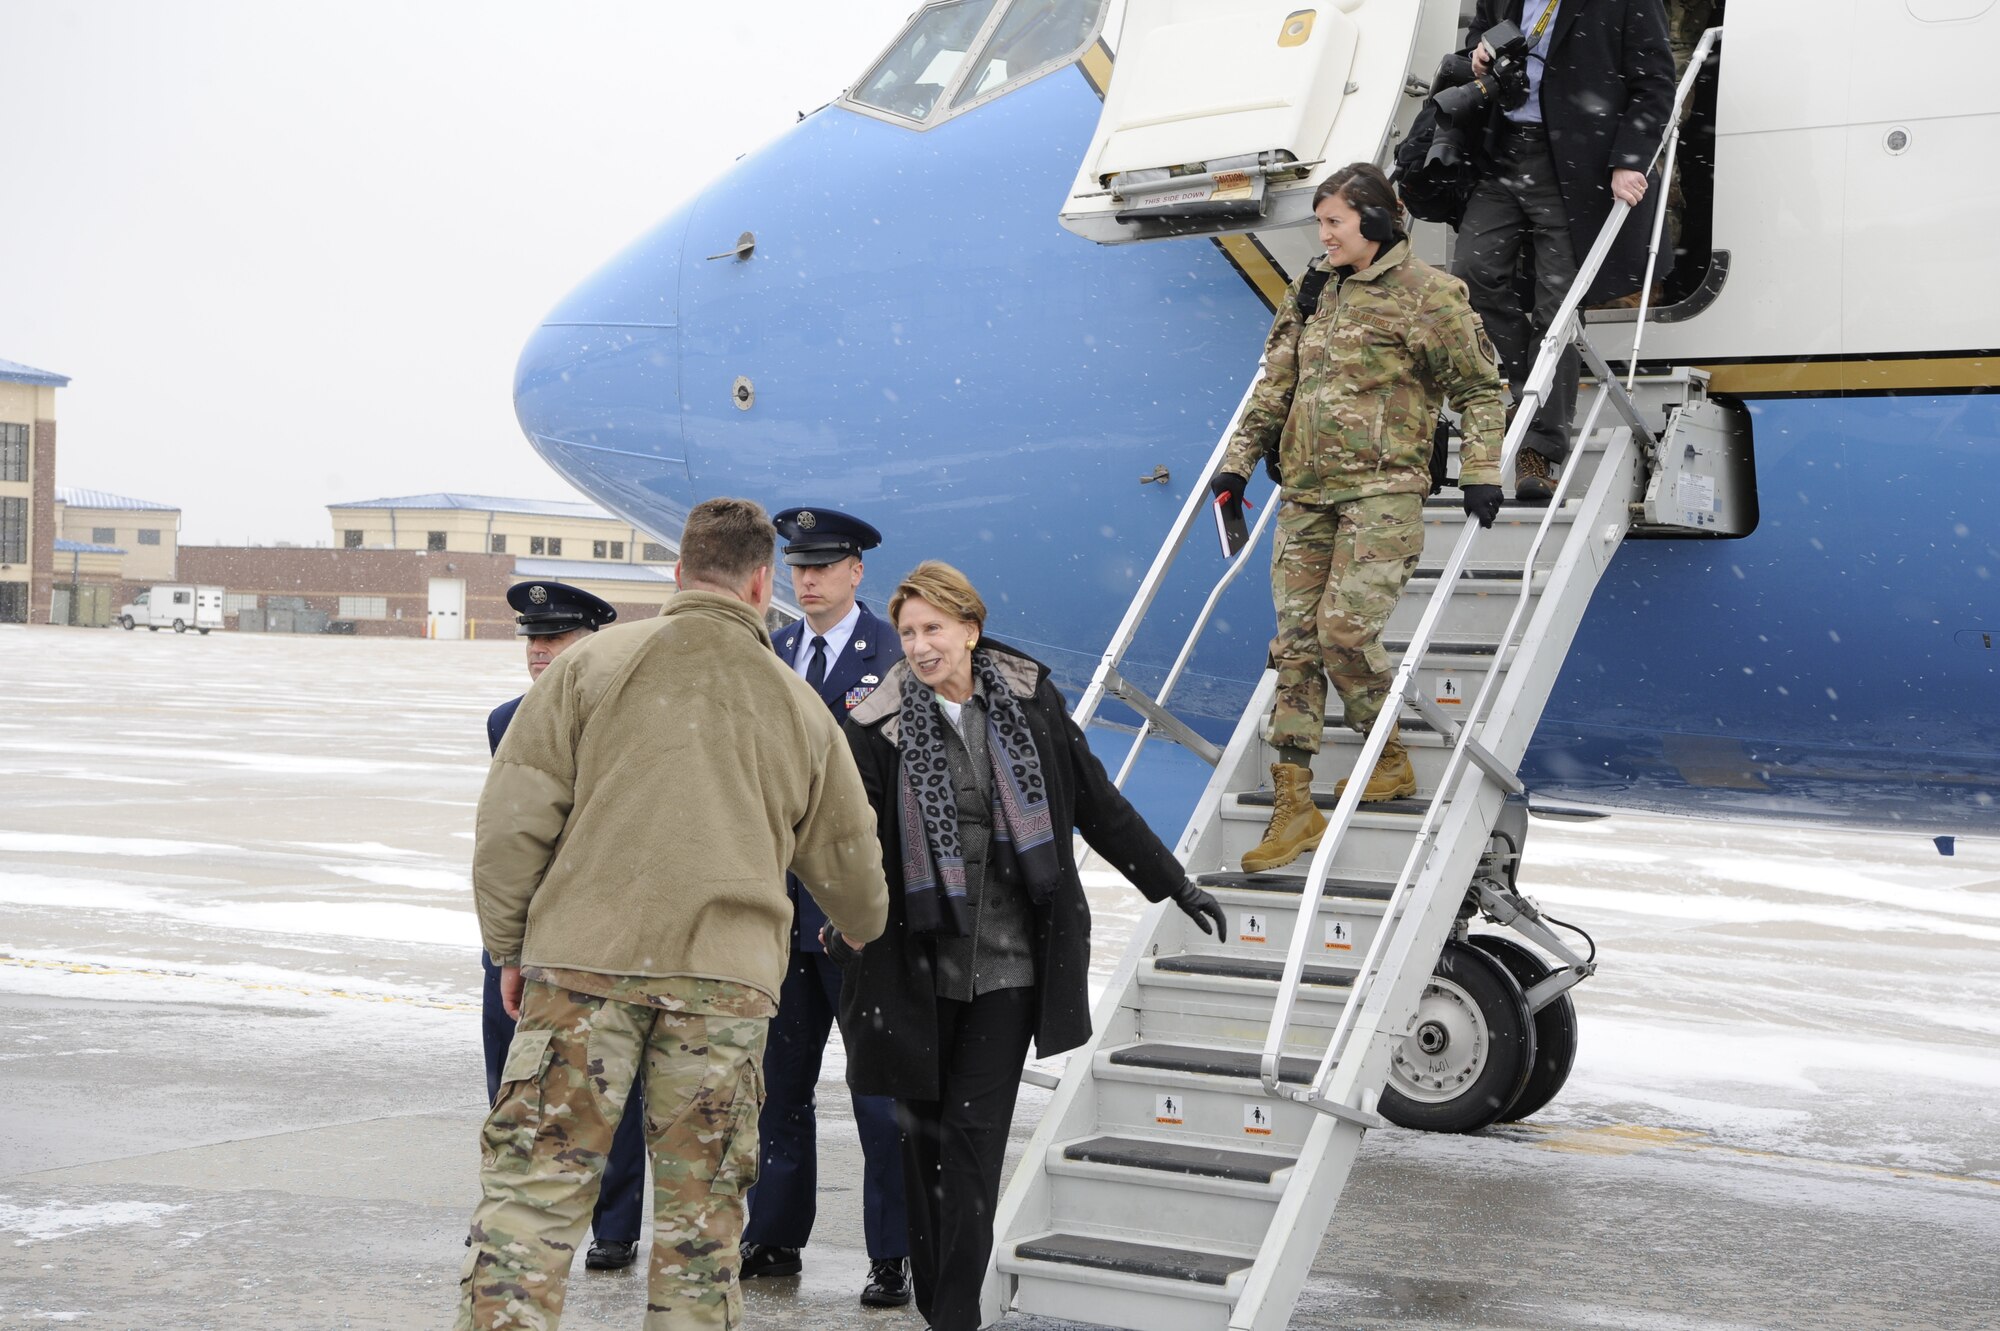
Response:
1109,1042,1318,1084
1386,637,1499,656
1410,567,1526,581
1423,495,1575,514
1062,1135,1289,1183
1237,790,1430,815
1195,871,1396,901
1013,1232,1254,1286
1153,953,1353,987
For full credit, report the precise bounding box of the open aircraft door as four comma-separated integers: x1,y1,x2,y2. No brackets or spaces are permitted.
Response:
1059,0,1462,245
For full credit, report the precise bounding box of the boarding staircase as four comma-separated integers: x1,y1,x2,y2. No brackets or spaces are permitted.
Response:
985,31,1736,1331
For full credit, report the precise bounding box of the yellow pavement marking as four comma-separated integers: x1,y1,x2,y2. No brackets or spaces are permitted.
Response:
1511,1120,2000,1189
0,954,478,1013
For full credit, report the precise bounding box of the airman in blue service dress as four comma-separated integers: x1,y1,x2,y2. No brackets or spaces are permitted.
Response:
480,579,649,1272
740,507,911,1307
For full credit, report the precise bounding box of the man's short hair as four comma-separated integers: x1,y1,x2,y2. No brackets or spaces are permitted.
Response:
679,498,777,588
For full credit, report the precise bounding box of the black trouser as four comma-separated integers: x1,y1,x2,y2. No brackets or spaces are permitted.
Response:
896,986,1037,1331
1455,126,1581,463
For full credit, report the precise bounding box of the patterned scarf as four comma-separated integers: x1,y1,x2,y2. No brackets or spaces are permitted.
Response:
897,648,1060,937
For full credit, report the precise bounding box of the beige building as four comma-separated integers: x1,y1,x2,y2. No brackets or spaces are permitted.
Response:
56,488,181,581
0,356,66,625
327,492,673,565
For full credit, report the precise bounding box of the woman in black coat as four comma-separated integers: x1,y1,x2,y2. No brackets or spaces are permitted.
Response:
825,560,1225,1331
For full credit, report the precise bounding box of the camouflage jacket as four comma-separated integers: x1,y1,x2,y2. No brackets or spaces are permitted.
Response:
1221,240,1506,504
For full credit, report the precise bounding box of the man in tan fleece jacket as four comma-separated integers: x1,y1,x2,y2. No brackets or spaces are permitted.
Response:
458,497,889,1331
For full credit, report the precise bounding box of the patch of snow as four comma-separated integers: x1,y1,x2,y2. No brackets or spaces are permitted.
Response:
0,1198,184,1244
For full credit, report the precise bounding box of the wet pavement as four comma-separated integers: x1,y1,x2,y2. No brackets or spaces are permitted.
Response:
3,627,1996,1330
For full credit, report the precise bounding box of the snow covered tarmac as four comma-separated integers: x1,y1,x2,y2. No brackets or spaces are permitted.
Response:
2,626,1996,1329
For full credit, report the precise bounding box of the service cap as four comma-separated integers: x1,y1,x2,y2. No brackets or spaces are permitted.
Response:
507,580,617,637
771,506,882,567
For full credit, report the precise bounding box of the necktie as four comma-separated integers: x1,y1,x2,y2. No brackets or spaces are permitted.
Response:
806,635,828,690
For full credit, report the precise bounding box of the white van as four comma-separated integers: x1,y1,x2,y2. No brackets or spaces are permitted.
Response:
119,585,225,635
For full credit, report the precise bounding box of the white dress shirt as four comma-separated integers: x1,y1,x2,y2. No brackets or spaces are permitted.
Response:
791,602,862,680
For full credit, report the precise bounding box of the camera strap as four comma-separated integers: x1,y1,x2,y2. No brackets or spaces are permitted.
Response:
1524,0,1559,43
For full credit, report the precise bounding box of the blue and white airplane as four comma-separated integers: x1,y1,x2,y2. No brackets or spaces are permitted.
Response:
512,0,1999,839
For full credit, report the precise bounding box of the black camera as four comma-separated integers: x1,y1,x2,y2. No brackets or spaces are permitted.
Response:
1421,21,1534,172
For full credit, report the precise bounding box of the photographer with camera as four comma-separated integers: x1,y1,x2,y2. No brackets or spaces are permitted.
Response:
1450,0,1675,502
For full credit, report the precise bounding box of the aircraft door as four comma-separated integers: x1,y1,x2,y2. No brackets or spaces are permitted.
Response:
1059,0,1454,244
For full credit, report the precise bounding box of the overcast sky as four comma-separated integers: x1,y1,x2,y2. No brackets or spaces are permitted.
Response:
0,0,917,544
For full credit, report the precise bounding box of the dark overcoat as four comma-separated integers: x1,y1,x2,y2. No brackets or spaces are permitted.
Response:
1468,0,1677,302
834,639,1185,1102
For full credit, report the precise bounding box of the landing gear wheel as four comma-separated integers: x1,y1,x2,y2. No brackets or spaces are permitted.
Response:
173,618,187,634
197,628,210,635
1380,939,1535,1134
1467,934,1579,1122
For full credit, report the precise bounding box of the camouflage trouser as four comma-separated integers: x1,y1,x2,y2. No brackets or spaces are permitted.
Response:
1267,493,1424,752
456,979,768,1330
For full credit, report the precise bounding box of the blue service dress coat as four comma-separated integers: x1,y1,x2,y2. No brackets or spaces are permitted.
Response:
745,602,909,1259
481,692,647,1243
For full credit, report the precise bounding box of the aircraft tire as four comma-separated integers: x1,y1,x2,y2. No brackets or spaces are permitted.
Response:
173,619,187,634
198,628,211,635
119,616,134,630
1467,934,1579,1122
1379,940,1535,1134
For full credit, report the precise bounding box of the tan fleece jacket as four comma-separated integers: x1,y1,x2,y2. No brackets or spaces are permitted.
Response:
472,591,889,1000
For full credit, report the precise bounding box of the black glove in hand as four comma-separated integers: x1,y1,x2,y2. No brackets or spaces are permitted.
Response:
1168,880,1228,937
1209,471,1248,510
1461,484,1504,529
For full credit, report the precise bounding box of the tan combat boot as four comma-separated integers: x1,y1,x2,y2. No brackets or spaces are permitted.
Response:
1335,728,1418,803
1241,762,1327,874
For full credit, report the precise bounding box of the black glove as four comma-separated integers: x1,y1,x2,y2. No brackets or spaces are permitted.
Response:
1168,880,1227,937
1209,471,1248,509
1462,484,1503,529
1262,449,1284,486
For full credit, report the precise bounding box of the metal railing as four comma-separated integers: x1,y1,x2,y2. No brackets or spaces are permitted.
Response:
1256,27,1723,1108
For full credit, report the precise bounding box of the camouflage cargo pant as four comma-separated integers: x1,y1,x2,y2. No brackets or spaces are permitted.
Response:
1267,493,1425,752
456,979,768,1330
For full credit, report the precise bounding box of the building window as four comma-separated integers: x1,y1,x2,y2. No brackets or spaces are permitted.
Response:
137,529,161,546
642,542,669,562
223,593,258,615
91,526,115,544
0,497,25,563
490,534,506,554
343,529,363,549
338,596,388,619
530,536,545,556
592,540,607,559
611,541,625,560
0,582,24,624
426,531,447,552
0,423,26,482
546,537,562,557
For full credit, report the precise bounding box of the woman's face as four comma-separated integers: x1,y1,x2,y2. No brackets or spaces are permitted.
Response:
1315,191,1379,271
897,595,979,699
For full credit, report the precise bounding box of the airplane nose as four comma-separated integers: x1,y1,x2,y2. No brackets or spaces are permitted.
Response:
512,201,695,529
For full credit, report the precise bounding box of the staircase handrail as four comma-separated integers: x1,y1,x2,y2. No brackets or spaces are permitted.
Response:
1257,28,1722,1099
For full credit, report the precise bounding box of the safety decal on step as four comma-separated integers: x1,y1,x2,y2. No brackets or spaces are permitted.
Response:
1243,1102,1274,1135
1436,673,1464,706
1155,1093,1185,1126
1323,919,1354,951
1239,911,1267,943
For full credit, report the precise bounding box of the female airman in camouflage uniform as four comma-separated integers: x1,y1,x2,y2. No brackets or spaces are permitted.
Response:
1209,163,1508,873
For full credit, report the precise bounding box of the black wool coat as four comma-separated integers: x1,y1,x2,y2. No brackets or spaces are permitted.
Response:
834,639,1186,1102
1468,0,1677,302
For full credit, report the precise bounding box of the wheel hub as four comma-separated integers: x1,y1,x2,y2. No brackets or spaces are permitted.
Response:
1389,978,1490,1102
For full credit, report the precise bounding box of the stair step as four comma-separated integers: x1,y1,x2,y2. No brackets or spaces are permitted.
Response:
1153,953,1353,987
1108,1041,1317,1084
1386,637,1499,657
1012,1232,1255,1287
1409,566,1526,582
1062,1135,1291,1184
1422,497,1578,517
1237,790,1429,815
1194,871,1397,901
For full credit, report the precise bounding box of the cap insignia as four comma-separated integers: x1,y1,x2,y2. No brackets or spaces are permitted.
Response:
797,511,817,530
529,585,548,605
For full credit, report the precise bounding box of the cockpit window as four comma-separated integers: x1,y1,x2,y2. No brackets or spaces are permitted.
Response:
850,0,1002,122
950,0,1101,108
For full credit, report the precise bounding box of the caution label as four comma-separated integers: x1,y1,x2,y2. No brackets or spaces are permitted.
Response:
1243,1102,1274,1135
1238,911,1267,943
1155,1093,1185,1126
1323,919,1355,951
1436,673,1464,706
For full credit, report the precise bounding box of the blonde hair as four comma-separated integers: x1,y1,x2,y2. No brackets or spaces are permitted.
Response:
889,560,986,632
